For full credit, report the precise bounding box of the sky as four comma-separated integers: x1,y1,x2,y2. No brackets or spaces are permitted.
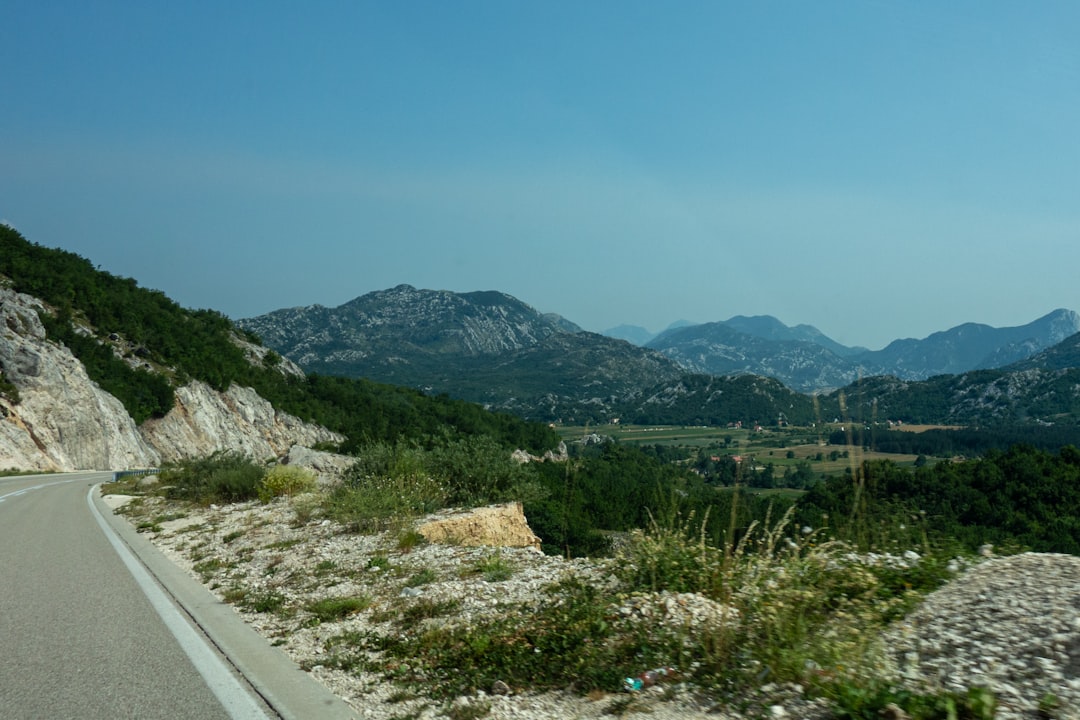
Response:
2,1,1079,350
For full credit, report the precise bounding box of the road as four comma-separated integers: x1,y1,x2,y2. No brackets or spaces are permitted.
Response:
0,472,356,720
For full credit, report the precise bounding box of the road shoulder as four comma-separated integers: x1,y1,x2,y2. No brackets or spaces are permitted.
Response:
91,486,359,720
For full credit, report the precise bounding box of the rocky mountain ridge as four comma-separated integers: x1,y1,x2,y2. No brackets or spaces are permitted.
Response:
239,284,582,366
646,309,1080,392
0,285,342,472
239,286,685,422
243,286,1080,413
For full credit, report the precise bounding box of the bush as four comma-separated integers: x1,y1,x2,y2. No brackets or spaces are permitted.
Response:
0,373,21,404
611,505,917,692
325,435,545,533
160,451,265,504
427,434,536,506
368,576,647,697
306,595,372,623
258,465,317,503
325,449,447,533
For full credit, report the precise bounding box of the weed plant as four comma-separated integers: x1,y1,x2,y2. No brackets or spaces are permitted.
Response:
258,465,317,503
405,568,438,587
326,447,447,533
396,529,427,552
353,493,979,717
306,595,372,623
239,588,288,615
160,451,266,504
466,552,515,582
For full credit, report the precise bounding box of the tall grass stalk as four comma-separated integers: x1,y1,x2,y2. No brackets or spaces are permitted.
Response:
614,500,902,694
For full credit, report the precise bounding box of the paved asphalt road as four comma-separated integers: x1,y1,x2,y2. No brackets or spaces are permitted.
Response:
0,472,357,720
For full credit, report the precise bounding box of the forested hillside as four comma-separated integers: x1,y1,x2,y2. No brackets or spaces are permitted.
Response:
818,368,1080,428
798,445,1080,554
0,226,558,453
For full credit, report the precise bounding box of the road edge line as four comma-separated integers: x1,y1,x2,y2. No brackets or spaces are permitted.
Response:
89,485,358,720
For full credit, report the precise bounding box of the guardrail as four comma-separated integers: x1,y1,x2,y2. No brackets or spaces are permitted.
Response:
112,468,160,482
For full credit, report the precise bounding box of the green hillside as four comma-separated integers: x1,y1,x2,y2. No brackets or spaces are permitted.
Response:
0,225,559,454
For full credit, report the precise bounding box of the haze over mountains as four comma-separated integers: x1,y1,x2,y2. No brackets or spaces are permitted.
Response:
239,285,1080,425
641,309,1080,393
4,212,1080,436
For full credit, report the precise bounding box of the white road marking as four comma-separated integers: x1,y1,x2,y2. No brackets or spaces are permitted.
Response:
0,476,83,502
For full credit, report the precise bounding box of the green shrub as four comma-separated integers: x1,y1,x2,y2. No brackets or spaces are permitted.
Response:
0,373,20,404
427,434,536,507
827,680,996,720
465,552,515,583
611,505,928,693
258,464,317,503
396,529,428,552
306,595,372,623
161,451,266,504
237,588,287,614
326,450,447,532
613,510,726,597
367,576,652,697
405,568,438,587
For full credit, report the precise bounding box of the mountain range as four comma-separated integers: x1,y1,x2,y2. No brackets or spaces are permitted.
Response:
643,309,1080,392
9,216,1079,477
237,285,684,421
239,286,1080,425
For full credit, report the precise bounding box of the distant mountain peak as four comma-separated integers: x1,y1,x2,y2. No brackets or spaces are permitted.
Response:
239,285,584,366
602,324,656,346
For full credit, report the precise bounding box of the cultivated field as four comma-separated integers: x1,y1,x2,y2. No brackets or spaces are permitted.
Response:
558,423,928,478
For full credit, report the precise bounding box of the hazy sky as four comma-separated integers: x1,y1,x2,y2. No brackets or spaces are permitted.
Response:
3,2,1078,350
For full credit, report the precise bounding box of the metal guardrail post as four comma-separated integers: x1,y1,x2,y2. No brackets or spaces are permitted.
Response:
111,468,160,482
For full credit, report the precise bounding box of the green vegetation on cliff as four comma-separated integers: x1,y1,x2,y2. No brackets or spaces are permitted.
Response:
0,225,558,452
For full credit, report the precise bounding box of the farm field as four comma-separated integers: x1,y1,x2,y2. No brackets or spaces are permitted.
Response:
558,423,931,479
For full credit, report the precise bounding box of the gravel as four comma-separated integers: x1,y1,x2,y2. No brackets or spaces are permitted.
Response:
124,496,1080,719
884,552,1080,719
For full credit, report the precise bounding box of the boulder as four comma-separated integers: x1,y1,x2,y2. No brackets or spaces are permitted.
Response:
282,444,354,486
417,502,542,551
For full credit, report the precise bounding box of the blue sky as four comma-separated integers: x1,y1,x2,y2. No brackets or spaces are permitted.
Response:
3,2,1078,350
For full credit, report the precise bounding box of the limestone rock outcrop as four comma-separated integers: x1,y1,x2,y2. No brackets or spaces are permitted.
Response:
0,287,159,471
0,286,343,472
417,502,543,551
140,381,343,464
282,444,355,486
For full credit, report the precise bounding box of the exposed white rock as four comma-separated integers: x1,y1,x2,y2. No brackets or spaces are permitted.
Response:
0,286,343,471
511,440,568,464
231,334,306,378
0,287,159,471
282,444,354,486
140,381,344,464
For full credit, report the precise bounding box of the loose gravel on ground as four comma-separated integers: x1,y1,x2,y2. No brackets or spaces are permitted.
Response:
114,494,1080,719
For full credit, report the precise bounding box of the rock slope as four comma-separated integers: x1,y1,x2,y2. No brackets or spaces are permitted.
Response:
141,381,342,464
0,286,342,472
0,287,158,471
886,553,1080,718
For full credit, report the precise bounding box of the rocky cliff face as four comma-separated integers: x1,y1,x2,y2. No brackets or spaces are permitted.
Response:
141,381,342,464
0,287,159,471
0,286,342,472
